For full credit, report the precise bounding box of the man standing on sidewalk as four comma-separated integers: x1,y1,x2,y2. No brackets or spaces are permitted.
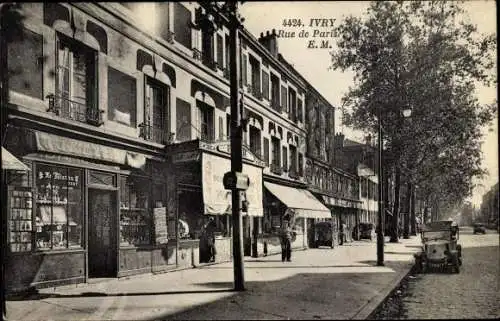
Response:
280,220,293,262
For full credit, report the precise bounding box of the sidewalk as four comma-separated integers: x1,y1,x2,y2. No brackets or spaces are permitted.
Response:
7,236,422,320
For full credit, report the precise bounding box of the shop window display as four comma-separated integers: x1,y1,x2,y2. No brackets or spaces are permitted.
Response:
119,175,151,246
35,164,83,250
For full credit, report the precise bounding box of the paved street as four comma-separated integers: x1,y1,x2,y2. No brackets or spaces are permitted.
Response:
7,237,420,320
374,227,500,319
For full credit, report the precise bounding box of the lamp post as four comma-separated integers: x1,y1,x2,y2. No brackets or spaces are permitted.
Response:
401,107,412,239
376,110,384,266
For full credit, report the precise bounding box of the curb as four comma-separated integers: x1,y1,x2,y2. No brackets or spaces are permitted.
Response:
354,262,417,320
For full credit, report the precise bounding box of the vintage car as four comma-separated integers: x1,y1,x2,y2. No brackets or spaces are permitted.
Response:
312,221,334,248
473,222,486,234
414,220,462,273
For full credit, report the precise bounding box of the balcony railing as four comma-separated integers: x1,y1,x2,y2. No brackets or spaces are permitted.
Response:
271,98,281,112
139,123,174,145
46,94,103,126
192,48,202,61
270,163,283,175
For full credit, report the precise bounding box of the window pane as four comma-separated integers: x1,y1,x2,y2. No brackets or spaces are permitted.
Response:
216,34,223,66
120,175,151,246
67,168,83,247
174,3,192,49
35,164,53,250
8,28,43,99
263,138,269,165
108,67,137,127
51,167,69,249
262,71,269,100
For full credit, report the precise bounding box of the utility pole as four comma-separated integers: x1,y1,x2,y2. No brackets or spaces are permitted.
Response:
227,2,245,291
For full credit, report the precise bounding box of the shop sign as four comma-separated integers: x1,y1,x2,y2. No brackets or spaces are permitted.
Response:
172,151,200,163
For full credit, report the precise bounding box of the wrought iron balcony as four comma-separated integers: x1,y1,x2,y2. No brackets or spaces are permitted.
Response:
271,98,281,112
193,48,202,61
165,30,175,44
46,93,103,126
223,67,230,80
247,85,263,100
138,123,175,145
270,163,283,175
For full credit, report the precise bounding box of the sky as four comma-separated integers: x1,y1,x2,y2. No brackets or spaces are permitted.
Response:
240,0,498,207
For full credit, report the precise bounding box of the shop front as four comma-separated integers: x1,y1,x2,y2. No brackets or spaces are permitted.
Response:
320,195,362,244
3,127,169,292
260,181,332,256
166,139,265,268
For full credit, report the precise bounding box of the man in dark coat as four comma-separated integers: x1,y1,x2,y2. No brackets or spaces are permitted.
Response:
280,220,293,262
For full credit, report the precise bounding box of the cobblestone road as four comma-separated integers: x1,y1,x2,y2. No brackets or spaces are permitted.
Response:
374,227,500,319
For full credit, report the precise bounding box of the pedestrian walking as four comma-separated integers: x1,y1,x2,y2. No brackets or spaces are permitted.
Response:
280,220,293,262
205,217,217,262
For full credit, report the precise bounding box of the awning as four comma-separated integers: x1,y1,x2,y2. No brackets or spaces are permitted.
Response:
264,182,331,219
35,131,146,169
202,152,263,217
2,147,30,171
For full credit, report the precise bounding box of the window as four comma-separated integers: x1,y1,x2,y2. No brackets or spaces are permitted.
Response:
281,85,287,112
35,164,83,250
289,89,297,122
216,34,223,68
56,34,98,123
218,116,224,140
144,77,169,143
174,3,192,49
263,137,270,165
298,153,304,176
175,98,191,142
271,137,281,167
297,98,303,122
249,126,261,157
157,2,171,42
226,114,231,138
201,29,214,68
282,146,288,171
249,56,261,97
261,71,269,100
119,175,151,246
270,74,280,110
8,28,43,99
108,67,137,127
198,101,214,142
289,145,297,172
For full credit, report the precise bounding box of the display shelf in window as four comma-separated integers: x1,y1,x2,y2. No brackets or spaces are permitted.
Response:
119,208,150,246
8,187,34,252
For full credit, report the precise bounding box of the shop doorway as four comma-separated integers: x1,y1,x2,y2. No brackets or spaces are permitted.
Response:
88,189,117,278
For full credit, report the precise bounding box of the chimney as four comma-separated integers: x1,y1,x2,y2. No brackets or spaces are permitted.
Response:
333,132,345,150
258,29,279,58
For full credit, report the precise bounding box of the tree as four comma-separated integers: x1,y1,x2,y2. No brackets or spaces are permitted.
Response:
330,1,496,241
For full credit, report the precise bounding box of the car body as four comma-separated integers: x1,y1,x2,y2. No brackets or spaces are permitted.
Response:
312,221,334,248
473,223,486,234
414,220,462,273
354,222,376,240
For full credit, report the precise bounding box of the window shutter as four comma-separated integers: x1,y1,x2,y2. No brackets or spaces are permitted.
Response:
263,137,269,165
218,116,224,140
262,71,269,100
241,54,247,87
297,98,303,122
216,34,223,67
298,153,303,176
281,85,287,112
282,146,287,171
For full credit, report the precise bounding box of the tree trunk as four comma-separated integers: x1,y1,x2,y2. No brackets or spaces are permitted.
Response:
390,166,401,242
410,184,416,235
403,180,411,239
383,166,391,236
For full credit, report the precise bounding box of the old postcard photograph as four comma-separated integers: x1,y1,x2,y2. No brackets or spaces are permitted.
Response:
1,1,498,320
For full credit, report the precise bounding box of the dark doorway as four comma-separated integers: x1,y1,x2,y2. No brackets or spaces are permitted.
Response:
88,189,117,278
